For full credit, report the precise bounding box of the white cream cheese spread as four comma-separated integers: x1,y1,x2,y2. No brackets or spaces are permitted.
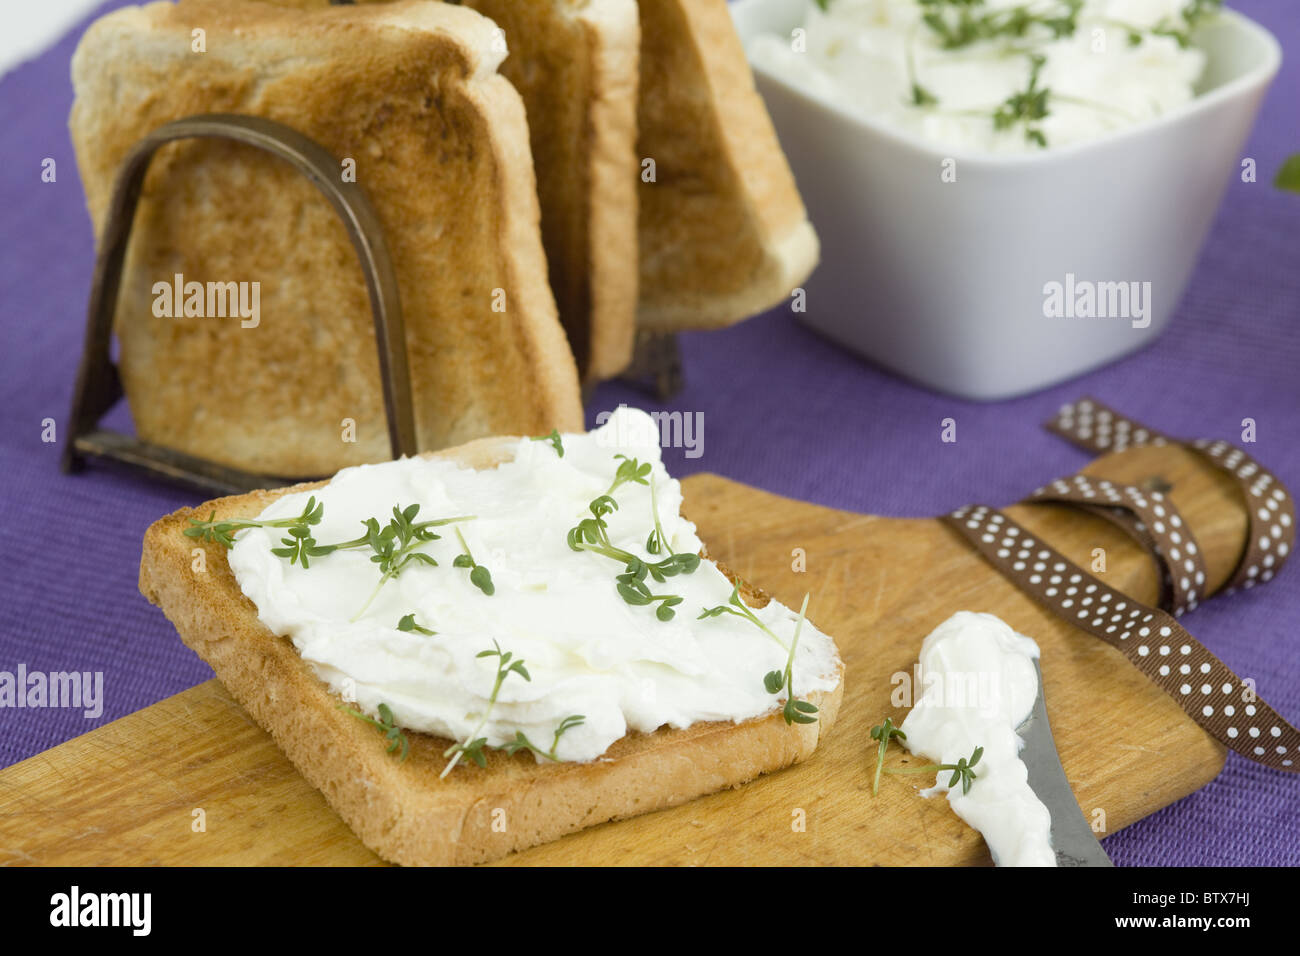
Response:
228,407,840,766
748,0,1211,153
900,611,1056,866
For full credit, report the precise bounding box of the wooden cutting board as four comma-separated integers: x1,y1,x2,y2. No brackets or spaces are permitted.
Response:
0,444,1245,866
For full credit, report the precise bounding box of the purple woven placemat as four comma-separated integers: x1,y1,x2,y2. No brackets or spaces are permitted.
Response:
0,0,1296,866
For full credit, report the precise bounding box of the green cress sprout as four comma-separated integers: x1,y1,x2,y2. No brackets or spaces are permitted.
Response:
442,641,531,777
701,587,819,726
183,497,475,621
885,745,985,795
530,428,565,457
184,495,326,560
501,715,587,762
396,613,436,636
452,527,495,596
338,702,409,762
566,456,700,621
869,718,907,796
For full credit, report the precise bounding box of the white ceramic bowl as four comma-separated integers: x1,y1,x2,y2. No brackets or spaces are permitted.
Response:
731,0,1282,400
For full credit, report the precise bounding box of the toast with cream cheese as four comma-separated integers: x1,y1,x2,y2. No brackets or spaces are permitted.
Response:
138,414,844,865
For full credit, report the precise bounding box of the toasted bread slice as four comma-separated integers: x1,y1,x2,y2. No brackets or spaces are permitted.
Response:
138,436,844,866
271,0,641,384
460,0,640,382
70,0,582,477
635,0,818,330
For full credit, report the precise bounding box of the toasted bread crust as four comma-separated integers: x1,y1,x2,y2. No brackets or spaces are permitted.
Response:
138,437,844,865
70,0,583,477
635,0,819,330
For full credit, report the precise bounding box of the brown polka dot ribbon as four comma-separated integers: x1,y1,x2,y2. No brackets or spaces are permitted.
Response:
1026,475,1207,617
1046,398,1296,592
944,505,1299,772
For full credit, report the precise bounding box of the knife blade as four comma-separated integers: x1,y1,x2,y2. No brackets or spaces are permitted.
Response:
1017,660,1113,867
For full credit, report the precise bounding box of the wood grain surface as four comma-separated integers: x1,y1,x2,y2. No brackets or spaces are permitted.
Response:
0,444,1243,865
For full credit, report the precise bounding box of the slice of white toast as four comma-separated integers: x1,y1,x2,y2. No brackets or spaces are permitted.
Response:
273,0,642,384
70,0,583,477
459,0,640,382
635,0,819,330
138,433,844,866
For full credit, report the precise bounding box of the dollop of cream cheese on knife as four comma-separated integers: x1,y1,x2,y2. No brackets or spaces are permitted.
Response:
228,407,841,764
900,611,1056,866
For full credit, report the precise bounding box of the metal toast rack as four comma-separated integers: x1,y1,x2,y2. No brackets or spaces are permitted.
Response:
61,113,417,498
62,112,681,498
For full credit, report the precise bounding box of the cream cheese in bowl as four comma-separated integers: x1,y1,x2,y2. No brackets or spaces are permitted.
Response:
748,0,1212,153
227,407,841,768
731,0,1278,399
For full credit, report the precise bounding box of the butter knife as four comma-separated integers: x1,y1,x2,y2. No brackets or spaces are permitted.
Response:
1017,660,1114,867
